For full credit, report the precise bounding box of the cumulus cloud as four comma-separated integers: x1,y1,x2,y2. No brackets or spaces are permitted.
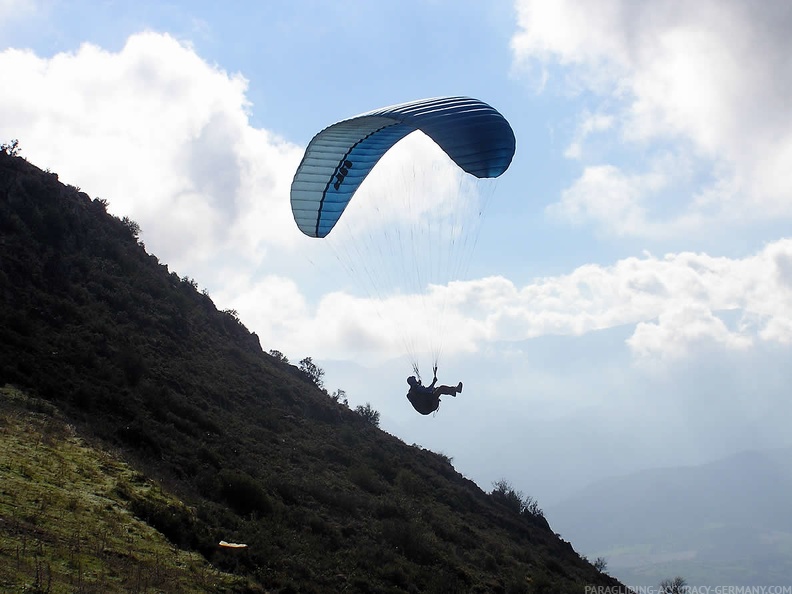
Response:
0,32,304,288
547,164,657,236
512,0,792,236
628,303,752,361
564,111,614,159
220,236,792,363
481,239,792,352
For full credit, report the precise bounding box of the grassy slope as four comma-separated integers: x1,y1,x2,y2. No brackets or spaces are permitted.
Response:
0,386,249,593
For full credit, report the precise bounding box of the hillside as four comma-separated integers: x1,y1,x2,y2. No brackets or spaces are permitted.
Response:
547,447,792,586
0,149,626,592
0,385,250,593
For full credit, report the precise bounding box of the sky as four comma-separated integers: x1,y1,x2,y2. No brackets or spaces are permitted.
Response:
2,0,792,509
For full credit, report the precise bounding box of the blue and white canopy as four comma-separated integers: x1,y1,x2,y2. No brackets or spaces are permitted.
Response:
290,96,516,238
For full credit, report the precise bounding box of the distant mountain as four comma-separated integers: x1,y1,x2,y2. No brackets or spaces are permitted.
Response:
547,447,792,586
0,149,627,592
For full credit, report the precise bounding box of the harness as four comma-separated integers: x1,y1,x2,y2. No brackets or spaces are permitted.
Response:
407,388,440,415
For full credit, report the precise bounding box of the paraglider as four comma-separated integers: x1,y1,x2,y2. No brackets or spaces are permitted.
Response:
290,96,514,410
406,365,463,415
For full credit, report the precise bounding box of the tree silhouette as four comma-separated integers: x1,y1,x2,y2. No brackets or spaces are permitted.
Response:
299,356,325,389
660,576,688,593
355,403,380,427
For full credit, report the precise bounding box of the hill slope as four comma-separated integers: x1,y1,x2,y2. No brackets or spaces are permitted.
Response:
0,150,625,592
0,385,249,593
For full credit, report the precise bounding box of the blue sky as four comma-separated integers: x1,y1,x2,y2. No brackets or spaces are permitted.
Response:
3,0,792,528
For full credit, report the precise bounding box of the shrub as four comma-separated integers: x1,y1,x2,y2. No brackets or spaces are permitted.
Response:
435,451,453,465
217,469,273,517
118,346,146,386
521,495,544,519
299,356,324,389
330,388,348,406
491,479,544,518
660,577,689,594
181,275,199,289
121,216,141,240
396,470,425,497
355,403,380,427
381,519,438,565
269,349,289,364
128,495,197,549
349,465,385,494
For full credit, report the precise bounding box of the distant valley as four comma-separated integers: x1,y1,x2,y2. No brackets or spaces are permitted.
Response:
546,446,792,586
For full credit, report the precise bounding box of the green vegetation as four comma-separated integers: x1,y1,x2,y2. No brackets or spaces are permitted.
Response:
0,386,245,593
0,150,628,592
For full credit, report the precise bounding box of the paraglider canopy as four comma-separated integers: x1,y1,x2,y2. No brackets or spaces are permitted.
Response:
290,96,515,238
289,96,515,370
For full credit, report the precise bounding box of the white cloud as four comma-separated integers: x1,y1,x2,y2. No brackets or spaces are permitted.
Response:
564,111,613,159
0,32,304,288
224,236,792,364
547,164,655,236
628,303,752,361
511,0,629,80
512,0,792,236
